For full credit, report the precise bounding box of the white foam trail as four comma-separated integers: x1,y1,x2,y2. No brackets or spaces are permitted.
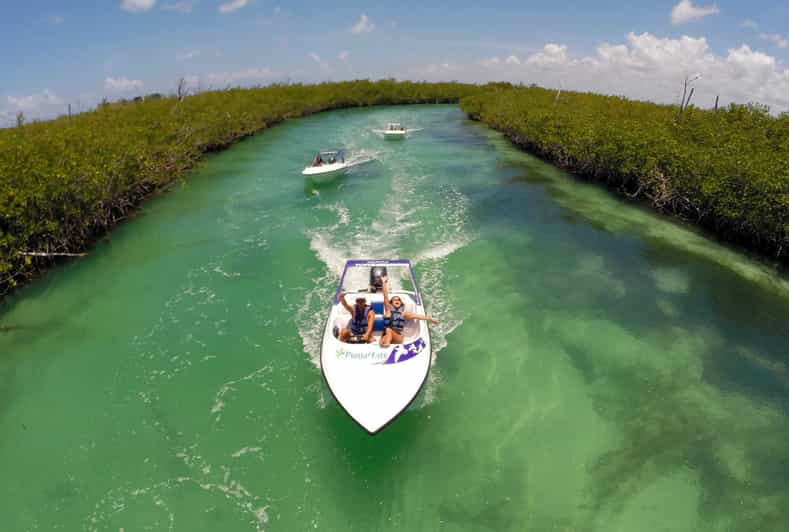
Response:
414,238,471,264
308,233,347,277
316,202,350,226
86,445,270,531
211,365,274,423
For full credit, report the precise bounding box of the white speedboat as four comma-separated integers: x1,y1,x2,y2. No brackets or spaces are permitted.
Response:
302,150,374,184
382,122,406,139
321,259,432,434
372,122,423,140
302,150,348,183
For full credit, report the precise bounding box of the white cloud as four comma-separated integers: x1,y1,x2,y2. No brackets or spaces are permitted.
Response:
105,77,144,92
4,90,65,122
526,43,570,67
671,0,719,25
7,89,63,112
121,0,156,13
205,67,278,85
309,52,321,63
219,0,248,14
741,19,758,30
482,55,526,68
161,1,193,13
760,33,789,49
338,50,350,61
410,32,789,113
48,15,64,25
351,14,375,34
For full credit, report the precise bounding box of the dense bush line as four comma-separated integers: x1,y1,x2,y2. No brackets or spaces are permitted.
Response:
2,80,787,298
0,80,481,295
460,85,789,264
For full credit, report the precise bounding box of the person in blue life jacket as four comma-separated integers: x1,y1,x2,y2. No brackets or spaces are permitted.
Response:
338,292,376,343
379,275,438,348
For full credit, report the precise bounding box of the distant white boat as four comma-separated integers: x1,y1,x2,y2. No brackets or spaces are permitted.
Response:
321,259,432,434
372,122,423,140
302,150,372,183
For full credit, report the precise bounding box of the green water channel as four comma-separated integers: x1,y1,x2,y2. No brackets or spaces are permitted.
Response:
1,105,788,531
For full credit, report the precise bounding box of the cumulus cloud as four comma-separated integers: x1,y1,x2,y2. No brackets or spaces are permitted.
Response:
121,0,156,13
526,43,570,67
7,89,63,112
505,55,521,65
760,33,789,49
105,77,144,92
741,19,758,30
3,89,66,122
411,32,789,113
351,14,375,34
47,15,64,25
309,52,321,63
219,0,248,14
671,0,719,25
338,50,350,61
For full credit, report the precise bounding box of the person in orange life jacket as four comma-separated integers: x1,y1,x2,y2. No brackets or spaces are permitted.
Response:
379,275,438,348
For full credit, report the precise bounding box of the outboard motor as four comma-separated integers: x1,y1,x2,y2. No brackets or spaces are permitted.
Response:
369,266,387,292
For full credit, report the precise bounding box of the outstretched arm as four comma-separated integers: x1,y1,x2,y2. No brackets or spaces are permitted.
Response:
403,311,439,325
381,275,391,315
340,291,353,314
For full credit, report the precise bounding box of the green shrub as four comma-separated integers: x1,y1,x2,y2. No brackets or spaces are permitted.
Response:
460,87,789,262
0,80,482,295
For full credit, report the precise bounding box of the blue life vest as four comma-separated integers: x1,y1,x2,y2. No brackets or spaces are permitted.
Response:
350,305,372,335
386,305,406,332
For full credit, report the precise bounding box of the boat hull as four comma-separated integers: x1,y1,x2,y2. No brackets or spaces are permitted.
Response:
302,163,347,184
320,263,431,434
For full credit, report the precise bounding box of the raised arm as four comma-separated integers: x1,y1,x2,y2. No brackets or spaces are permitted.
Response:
403,310,439,325
381,275,391,315
340,291,353,314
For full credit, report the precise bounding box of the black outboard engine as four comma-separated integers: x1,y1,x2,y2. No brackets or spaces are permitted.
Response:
369,266,387,292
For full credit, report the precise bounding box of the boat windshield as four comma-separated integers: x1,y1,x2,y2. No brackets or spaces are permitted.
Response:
335,260,418,303
319,150,343,164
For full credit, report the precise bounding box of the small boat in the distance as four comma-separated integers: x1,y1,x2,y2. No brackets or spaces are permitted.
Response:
301,150,373,184
372,122,423,140
321,259,432,434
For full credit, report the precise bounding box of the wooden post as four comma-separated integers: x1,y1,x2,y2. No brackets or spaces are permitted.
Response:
714,95,719,111
685,88,695,110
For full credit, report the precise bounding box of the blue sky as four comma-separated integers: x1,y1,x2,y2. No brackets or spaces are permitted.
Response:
2,0,789,122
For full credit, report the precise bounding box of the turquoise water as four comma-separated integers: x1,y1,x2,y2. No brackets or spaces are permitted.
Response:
1,105,788,531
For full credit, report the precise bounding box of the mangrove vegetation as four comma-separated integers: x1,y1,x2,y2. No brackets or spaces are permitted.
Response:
461,85,789,263
0,80,480,295
1,80,787,298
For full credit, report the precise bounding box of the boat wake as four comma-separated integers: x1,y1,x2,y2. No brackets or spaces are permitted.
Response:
297,170,474,408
